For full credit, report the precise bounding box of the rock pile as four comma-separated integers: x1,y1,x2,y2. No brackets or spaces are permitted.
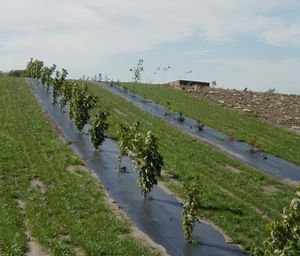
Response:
175,85,300,132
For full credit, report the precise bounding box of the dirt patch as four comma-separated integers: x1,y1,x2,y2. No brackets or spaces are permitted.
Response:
59,233,85,256
17,200,50,256
262,185,279,195
225,165,241,174
282,178,298,187
113,108,127,117
29,178,47,194
130,226,168,255
17,200,26,211
174,85,300,132
26,237,50,256
66,164,99,181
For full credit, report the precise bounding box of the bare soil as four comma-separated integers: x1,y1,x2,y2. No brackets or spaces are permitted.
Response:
177,85,300,132
29,178,47,194
17,200,51,256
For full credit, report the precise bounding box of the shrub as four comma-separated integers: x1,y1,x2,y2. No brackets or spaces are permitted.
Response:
182,181,200,243
89,111,110,150
69,83,97,132
252,185,300,255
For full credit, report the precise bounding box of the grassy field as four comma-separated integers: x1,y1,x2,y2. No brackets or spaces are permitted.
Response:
0,76,159,256
87,81,296,252
120,82,300,166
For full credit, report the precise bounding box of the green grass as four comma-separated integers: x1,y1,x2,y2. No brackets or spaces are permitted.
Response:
120,82,300,166
0,76,158,256
87,81,296,252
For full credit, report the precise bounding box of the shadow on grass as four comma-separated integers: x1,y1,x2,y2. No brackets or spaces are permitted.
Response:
199,204,244,216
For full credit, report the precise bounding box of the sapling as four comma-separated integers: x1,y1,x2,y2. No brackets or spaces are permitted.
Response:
130,59,144,83
196,120,205,131
132,131,163,198
248,135,258,153
117,122,140,171
89,111,110,150
41,66,50,85
182,181,201,243
25,58,34,77
117,122,163,198
252,184,300,255
123,86,128,93
52,68,68,104
60,80,74,110
69,83,98,132
45,65,56,91
32,59,44,79
177,112,185,122
165,101,172,116
25,58,44,79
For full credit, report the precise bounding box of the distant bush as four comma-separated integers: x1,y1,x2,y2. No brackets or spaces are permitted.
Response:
7,69,25,77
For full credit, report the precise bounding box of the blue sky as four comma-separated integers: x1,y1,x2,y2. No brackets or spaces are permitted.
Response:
1,0,300,93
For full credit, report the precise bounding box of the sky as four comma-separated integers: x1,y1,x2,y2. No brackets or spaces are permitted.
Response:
0,0,300,93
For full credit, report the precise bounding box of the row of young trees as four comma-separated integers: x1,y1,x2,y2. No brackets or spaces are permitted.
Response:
25,59,298,252
25,59,168,202
25,59,101,137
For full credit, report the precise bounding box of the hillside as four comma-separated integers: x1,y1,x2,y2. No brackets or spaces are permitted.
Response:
0,76,159,256
181,85,300,132
120,82,300,166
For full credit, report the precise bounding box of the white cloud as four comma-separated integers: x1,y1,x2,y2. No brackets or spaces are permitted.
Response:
257,17,300,47
0,0,299,91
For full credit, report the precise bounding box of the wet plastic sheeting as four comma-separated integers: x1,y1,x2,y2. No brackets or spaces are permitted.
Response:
96,82,300,182
28,79,244,256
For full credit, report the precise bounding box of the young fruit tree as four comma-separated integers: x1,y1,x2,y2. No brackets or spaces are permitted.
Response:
253,184,300,255
117,122,140,171
248,135,258,153
117,122,163,198
132,131,163,198
89,111,110,150
69,83,98,132
25,58,44,79
52,68,68,103
196,120,205,131
129,59,144,83
41,64,56,90
60,80,74,110
182,181,201,243
177,112,185,123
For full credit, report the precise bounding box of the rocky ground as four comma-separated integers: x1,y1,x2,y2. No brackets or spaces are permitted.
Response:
175,85,300,133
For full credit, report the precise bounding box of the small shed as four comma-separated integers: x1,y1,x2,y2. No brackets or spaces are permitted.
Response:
168,80,210,88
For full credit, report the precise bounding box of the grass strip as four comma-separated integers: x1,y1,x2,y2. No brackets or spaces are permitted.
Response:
0,76,158,256
87,81,296,252
120,82,300,166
